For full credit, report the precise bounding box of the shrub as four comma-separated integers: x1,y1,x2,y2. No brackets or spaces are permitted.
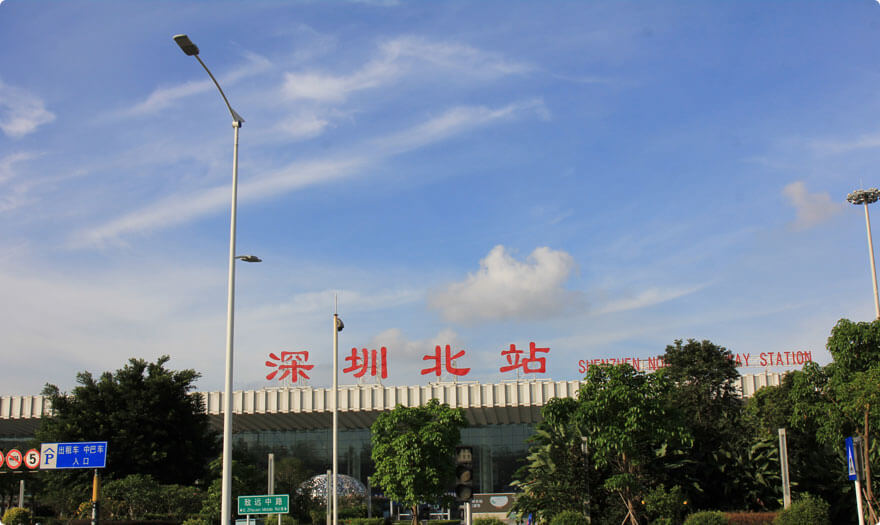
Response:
684,511,728,525
182,518,210,525
279,514,298,525
2,508,32,525
773,494,830,525
643,484,688,524
425,521,459,525
550,510,587,525
474,519,505,525
344,519,385,525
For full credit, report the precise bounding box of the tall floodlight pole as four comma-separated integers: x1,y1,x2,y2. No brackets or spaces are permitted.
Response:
174,34,256,525
332,311,344,525
847,188,880,320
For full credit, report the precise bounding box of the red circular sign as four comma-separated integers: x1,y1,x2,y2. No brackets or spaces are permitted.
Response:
24,449,40,470
0,450,4,468
5,449,22,470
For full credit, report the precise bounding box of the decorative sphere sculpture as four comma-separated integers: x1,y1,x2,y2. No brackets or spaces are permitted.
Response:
300,473,367,499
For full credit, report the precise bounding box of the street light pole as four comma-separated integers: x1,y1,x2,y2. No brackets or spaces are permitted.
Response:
332,311,344,525
174,34,255,525
847,188,880,320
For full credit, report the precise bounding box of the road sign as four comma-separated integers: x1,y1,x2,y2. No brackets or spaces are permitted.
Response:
0,450,4,468
40,442,107,469
6,449,23,470
24,449,40,470
847,437,859,481
238,495,289,514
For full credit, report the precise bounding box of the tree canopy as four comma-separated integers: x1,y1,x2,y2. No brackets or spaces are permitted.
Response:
37,356,219,488
369,399,467,525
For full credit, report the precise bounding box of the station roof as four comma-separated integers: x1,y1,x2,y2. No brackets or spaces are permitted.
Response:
0,373,783,438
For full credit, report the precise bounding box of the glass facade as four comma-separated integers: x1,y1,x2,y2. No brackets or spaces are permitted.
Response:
234,423,534,493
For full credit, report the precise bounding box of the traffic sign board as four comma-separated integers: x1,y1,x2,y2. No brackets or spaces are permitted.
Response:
238,495,289,514
0,450,4,468
40,442,107,469
24,449,40,470
6,449,22,470
847,437,859,481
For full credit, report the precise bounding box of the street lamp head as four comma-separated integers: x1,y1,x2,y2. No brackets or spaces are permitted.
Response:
847,188,880,206
335,316,344,332
235,255,262,263
173,34,199,56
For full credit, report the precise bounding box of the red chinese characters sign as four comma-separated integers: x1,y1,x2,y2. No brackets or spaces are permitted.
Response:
265,342,552,382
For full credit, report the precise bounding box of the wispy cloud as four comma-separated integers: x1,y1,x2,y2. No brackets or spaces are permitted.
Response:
429,245,581,323
0,79,55,138
73,100,543,246
0,151,41,212
808,132,880,155
592,284,707,315
374,99,549,155
281,36,531,102
782,181,842,230
117,51,272,118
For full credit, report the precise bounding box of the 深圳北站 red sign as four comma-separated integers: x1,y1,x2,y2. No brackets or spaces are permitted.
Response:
265,342,551,383
577,350,814,374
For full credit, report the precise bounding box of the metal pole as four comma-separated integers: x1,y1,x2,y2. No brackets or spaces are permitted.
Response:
326,469,332,525
221,119,242,525
19,479,24,509
268,453,275,525
778,429,791,508
864,202,880,320
332,314,340,525
91,469,100,525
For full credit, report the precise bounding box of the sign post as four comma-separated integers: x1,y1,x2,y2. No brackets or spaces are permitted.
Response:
846,437,865,525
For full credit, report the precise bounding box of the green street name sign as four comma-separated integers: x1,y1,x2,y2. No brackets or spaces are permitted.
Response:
238,494,289,514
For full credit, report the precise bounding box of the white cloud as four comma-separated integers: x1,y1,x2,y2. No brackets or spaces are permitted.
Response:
119,51,272,118
0,79,55,138
281,36,530,102
782,181,842,230
0,152,40,212
375,99,549,155
72,100,542,246
429,245,579,323
593,284,707,315
276,112,331,140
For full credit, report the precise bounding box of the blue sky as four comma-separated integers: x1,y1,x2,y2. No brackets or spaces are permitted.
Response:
2,1,879,396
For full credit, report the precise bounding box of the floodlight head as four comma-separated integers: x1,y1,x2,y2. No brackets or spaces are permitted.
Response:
847,188,880,206
235,255,262,263
335,317,344,332
173,34,200,56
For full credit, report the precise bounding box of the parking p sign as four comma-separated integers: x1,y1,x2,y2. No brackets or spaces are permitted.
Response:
40,442,107,469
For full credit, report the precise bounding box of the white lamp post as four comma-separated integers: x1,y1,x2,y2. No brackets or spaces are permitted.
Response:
174,34,257,525
847,188,880,320
332,312,344,525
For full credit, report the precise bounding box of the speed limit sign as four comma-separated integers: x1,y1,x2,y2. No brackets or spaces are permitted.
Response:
24,449,40,470
0,450,4,468
5,449,22,470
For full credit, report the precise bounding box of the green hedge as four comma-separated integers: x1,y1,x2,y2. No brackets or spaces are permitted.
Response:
773,495,830,525
684,511,729,525
473,519,504,525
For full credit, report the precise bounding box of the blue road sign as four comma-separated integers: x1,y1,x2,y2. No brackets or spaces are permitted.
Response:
40,442,107,469
846,437,858,481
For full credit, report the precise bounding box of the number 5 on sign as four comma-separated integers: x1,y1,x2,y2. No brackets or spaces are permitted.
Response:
24,449,40,470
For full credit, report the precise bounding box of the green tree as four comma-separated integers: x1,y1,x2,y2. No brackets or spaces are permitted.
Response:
788,319,880,523
36,356,219,514
369,399,467,525
576,364,690,525
661,339,744,509
511,398,593,523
